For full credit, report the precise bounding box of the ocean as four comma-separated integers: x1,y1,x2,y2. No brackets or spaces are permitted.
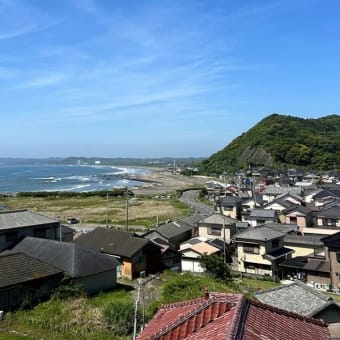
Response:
0,165,150,193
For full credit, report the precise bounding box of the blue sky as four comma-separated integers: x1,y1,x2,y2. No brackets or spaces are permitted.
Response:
1,0,339,158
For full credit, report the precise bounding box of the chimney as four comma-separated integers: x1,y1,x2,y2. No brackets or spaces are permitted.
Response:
204,287,210,299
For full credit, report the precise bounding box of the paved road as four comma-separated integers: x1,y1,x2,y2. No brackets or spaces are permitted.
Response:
180,190,214,215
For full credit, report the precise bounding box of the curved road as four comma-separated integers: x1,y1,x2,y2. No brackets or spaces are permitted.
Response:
180,190,214,216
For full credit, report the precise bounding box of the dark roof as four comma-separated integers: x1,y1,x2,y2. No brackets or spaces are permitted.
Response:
0,210,59,230
264,222,297,234
263,198,294,210
279,257,308,269
207,238,228,250
137,292,330,340
180,214,206,226
0,252,62,288
220,196,242,207
264,247,294,260
74,227,152,258
314,189,340,200
321,232,340,249
156,220,193,239
284,234,324,247
254,281,332,316
7,236,120,277
316,205,340,219
304,258,330,273
283,204,311,216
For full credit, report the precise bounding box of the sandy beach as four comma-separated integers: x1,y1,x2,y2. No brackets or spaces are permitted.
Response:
122,168,210,196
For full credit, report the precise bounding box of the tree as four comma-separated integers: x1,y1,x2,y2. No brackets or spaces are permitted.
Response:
199,254,230,280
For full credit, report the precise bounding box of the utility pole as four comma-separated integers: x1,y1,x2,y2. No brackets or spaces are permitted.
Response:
106,191,109,227
125,187,129,231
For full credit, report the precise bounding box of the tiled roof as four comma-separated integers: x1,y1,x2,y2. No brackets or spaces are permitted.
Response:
7,236,120,277
0,209,59,230
138,292,330,340
235,226,284,242
254,281,332,316
316,205,340,219
73,227,152,258
220,196,242,207
198,213,236,225
157,220,194,239
0,252,62,288
322,231,340,249
249,209,276,219
303,258,330,273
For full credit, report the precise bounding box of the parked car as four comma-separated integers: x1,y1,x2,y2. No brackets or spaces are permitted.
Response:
67,217,79,224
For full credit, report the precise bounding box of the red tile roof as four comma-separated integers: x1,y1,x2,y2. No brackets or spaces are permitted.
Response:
138,292,330,340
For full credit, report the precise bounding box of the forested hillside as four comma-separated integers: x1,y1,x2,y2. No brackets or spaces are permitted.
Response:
199,114,340,174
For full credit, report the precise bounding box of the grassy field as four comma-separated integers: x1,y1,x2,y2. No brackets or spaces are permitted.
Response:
0,194,193,228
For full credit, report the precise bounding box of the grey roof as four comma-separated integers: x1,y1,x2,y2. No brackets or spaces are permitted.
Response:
276,192,304,202
264,222,297,234
249,209,276,219
235,226,285,242
0,210,59,231
264,247,294,260
304,258,330,273
282,204,311,216
157,220,193,239
284,234,324,247
6,236,120,277
255,281,332,316
198,213,236,226
316,205,340,219
263,186,303,196
74,227,154,258
180,214,206,226
0,252,62,288
220,196,242,207
263,198,294,210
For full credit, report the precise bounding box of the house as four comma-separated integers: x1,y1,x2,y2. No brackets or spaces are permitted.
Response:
279,256,331,290
0,210,62,251
255,281,340,324
0,252,63,311
5,236,120,294
217,196,242,219
315,204,340,227
179,238,220,273
321,232,340,291
137,291,330,339
197,213,236,241
248,208,277,226
235,226,293,277
282,204,313,230
141,230,182,270
262,186,303,203
263,198,295,213
283,234,325,257
73,228,162,280
145,219,197,249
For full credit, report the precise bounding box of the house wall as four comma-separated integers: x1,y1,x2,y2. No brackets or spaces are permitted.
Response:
198,225,232,240
306,273,330,290
316,217,340,228
79,270,117,295
0,224,59,252
222,207,237,219
327,248,340,290
181,258,204,273
285,215,307,228
121,260,133,280
237,242,272,275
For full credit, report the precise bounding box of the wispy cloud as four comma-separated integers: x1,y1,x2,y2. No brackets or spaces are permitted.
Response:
12,73,67,89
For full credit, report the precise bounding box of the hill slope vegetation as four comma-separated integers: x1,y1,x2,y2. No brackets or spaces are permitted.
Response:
200,113,340,174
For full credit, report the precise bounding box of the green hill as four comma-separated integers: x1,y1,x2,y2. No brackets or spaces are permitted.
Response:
200,113,340,174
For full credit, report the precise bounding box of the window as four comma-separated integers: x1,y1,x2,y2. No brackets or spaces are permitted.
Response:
336,252,340,263
243,244,260,254
208,226,221,236
256,219,265,224
289,216,297,224
324,218,336,226
5,231,17,242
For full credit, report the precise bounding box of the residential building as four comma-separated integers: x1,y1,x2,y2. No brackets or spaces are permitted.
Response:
0,210,62,251
235,226,293,277
6,236,120,294
282,204,313,230
197,213,236,241
73,228,162,280
315,204,340,227
0,252,63,311
217,196,242,219
248,208,277,226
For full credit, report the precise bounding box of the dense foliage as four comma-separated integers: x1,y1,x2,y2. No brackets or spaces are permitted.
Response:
199,254,231,280
199,114,340,174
